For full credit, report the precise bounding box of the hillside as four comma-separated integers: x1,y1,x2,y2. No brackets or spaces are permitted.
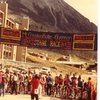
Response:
28,48,97,62
3,0,97,32
27,52,88,74
27,48,97,74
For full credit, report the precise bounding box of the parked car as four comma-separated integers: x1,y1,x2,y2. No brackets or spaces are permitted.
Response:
50,66,57,70
40,67,50,74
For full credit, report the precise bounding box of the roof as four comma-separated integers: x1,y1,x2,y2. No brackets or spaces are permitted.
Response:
7,18,15,24
56,57,69,61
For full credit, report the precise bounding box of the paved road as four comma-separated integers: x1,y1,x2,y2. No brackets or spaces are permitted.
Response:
0,94,63,100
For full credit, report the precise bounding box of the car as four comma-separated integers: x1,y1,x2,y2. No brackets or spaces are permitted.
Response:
50,66,57,70
40,67,50,74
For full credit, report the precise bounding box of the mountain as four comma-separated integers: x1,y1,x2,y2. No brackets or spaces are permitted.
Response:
3,0,97,32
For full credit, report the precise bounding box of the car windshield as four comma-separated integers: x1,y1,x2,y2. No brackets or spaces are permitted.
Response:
42,68,47,70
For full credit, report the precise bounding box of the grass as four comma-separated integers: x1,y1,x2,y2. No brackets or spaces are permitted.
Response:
28,48,97,62
27,47,97,74
28,48,63,60
27,54,88,74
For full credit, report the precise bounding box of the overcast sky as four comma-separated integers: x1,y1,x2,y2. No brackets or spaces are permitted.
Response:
64,0,98,25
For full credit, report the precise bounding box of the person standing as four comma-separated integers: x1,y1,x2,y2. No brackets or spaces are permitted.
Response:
87,77,94,100
39,75,46,97
71,74,78,99
31,74,40,100
46,74,53,96
11,72,18,95
64,74,71,97
91,86,97,100
1,71,6,96
0,70,3,96
9,71,14,94
27,71,32,93
38,75,42,99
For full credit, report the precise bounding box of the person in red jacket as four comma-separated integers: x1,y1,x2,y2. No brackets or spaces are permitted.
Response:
87,77,94,100
31,74,40,100
91,86,97,100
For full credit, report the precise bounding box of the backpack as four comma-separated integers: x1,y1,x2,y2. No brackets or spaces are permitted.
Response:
47,76,53,85
78,81,83,88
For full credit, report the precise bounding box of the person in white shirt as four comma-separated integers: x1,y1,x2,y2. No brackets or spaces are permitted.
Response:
11,72,18,95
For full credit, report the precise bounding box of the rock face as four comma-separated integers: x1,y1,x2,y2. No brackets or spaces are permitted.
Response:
2,0,97,32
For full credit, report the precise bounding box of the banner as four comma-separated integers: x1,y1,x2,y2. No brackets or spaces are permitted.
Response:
73,33,96,50
21,31,73,50
73,42,94,50
74,34,95,41
0,28,21,45
0,28,97,51
0,38,21,45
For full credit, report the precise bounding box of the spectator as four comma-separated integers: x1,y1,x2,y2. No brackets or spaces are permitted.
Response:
40,75,46,96
0,70,3,96
11,72,18,95
78,75,83,88
91,86,97,100
31,74,40,100
46,74,53,96
27,71,32,93
87,77,94,100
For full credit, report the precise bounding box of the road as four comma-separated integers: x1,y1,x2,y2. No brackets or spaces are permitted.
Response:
0,94,63,100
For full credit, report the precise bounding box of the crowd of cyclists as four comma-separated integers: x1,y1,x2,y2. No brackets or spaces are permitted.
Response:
0,68,97,100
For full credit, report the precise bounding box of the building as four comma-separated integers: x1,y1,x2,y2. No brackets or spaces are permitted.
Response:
19,16,29,30
16,16,29,62
0,1,29,63
0,1,8,27
0,9,4,27
16,46,27,62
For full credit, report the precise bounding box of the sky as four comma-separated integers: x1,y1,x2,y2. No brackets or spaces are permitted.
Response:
64,0,98,25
